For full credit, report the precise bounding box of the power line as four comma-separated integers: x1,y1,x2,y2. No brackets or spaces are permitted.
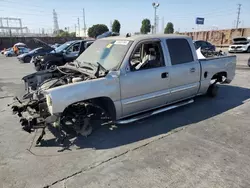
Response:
236,3,241,29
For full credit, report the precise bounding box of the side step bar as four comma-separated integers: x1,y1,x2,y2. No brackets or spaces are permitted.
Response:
116,99,194,124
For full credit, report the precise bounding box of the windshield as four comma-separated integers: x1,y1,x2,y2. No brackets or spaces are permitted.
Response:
54,41,75,53
77,39,133,70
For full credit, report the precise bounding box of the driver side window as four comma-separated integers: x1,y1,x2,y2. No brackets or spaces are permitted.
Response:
130,41,165,71
67,42,80,53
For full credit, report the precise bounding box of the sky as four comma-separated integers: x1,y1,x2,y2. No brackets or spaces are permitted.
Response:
0,0,249,34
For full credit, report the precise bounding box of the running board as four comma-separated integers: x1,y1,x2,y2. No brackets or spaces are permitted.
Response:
116,99,194,124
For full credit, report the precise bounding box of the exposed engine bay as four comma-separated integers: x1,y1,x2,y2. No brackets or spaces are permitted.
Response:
22,61,107,99
11,61,109,146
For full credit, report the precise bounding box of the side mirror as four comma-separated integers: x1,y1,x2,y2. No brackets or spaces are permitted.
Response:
62,49,67,54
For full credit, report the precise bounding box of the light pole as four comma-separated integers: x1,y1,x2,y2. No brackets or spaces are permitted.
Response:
152,2,160,34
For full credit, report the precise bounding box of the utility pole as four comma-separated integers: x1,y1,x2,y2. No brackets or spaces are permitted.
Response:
152,3,160,34
77,17,80,36
110,20,113,31
53,9,59,34
83,8,87,37
236,3,241,29
162,16,164,33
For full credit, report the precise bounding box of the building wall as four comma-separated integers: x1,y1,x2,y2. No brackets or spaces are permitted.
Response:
0,37,82,50
181,28,250,47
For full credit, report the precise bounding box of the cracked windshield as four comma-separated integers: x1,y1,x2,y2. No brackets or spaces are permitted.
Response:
0,0,250,187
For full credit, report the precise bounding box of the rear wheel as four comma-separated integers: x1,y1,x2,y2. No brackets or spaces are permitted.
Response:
207,84,218,98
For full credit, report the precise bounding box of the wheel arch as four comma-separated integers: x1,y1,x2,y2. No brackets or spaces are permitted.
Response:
211,71,227,83
62,96,117,121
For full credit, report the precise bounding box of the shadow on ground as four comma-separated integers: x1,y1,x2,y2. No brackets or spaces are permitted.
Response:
36,84,250,151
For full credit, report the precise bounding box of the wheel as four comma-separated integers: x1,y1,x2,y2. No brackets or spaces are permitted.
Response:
23,56,31,63
207,84,218,98
34,64,41,71
247,47,250,53
45,61,57,70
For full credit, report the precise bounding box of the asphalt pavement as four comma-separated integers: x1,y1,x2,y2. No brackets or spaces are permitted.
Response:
0,52,250,188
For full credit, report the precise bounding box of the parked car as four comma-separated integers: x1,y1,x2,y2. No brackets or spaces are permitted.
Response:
5,47,30,57
228,37,250,53
193,40,216,51
32,39,94,71
12,34,236,144
17,46,54,63
96,31,120,39
1,48,11,55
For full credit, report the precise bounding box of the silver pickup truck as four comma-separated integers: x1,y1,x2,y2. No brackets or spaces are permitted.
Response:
13,34,236,143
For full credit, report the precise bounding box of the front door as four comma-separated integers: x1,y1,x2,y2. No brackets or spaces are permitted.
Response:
64,42,80,62
166,38,200,102
120,40,171,118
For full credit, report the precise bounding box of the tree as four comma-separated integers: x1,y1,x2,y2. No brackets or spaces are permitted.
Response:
70,32,76,37
112,20,121,33
55,30,71,37
140,19,151,34
88,24,109,38
164,22,174,34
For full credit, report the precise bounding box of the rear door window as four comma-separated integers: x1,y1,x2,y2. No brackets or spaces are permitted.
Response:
166,39,194,65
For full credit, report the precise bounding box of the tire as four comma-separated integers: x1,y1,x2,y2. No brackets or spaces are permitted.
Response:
34,64,41,71
45,61,57,70
23,56,32,63
207,84,218,98
247,47,250,53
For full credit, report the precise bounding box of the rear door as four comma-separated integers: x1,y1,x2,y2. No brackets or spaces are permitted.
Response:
166,38,200,102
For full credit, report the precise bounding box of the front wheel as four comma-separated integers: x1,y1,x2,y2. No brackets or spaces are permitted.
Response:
207,84,218,98
45,61,57,70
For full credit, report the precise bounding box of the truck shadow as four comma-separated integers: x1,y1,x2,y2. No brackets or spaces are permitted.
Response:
39,85,250,151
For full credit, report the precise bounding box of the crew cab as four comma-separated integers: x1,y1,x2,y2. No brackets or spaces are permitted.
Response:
228,37,250,53
12,34,236,143
33,39,94,71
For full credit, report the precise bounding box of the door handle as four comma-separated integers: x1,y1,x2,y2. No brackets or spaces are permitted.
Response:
161,72,168,78
190,68,196,73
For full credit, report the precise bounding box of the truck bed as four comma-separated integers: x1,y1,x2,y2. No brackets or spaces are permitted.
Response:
198,55,237,94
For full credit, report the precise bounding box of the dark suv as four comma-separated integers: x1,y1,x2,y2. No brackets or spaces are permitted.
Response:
33,39,94,71
193,40,216,51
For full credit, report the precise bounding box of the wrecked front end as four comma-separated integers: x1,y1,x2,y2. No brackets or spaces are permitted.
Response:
11,91,106,145
12,63,108,145
11,91,54,144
